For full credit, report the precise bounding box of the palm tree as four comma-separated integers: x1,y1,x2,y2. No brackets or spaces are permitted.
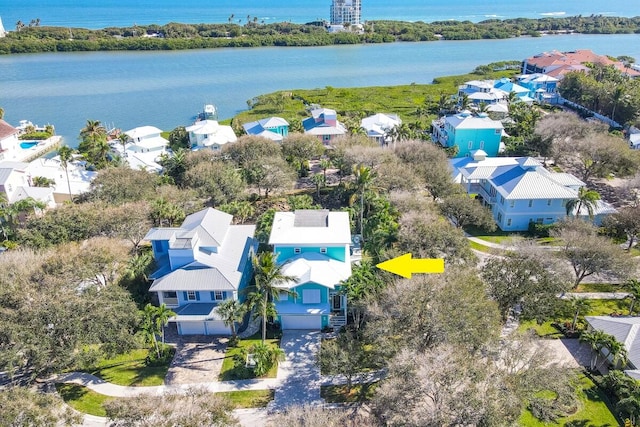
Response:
311,173,325,197
610,86,626,124
215,299,246,339
566,187,600,219
567,296,591,332
351,164,373,242
605,337,628,370
580,329,610,371
80,119,107,141
154,304,175,344
319,158,332,181
248,252,296,344
625,279,640,315
117,132,129,154
57,145,75,202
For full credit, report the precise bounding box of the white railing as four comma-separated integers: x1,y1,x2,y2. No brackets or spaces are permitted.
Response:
330,315,347,327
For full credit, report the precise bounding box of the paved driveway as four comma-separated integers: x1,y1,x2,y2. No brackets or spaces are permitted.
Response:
164,331,229,385
269,330,322,411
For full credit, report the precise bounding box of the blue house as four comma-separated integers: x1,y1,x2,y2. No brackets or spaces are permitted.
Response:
517,73,559,104
450,151,615,231
432,111,504,157
243,117,290,142
144,208,258,335
268,210,352,330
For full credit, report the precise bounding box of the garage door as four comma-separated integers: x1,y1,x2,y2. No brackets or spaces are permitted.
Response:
280,315,322,330
205,320,229,335
178,322,205,335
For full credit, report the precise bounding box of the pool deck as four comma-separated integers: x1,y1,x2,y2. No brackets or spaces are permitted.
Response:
12,136,62,162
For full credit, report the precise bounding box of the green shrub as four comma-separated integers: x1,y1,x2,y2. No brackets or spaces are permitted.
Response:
145,344,174,367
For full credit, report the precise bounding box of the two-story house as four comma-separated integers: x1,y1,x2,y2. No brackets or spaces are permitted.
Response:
185,120,237,151
144,208,258,335
243,117,290,142
268,209,351,330
450,151,615,231
360,113,401,146
432,111,504,157
0,120,21,162
517,73,559,104
302,108,347,145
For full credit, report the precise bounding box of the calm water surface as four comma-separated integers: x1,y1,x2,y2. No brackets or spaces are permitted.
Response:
2,34,640,143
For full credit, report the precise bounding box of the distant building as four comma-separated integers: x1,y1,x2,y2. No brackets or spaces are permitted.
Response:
522,49,640,79
431,111,504,157
330,0,361,26
0,17,6,38
302,108,347,145
243,117,289,142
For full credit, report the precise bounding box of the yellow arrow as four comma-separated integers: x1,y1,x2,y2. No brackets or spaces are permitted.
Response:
376,253,444,279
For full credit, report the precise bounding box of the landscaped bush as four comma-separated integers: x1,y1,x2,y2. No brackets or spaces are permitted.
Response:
233,343,285,377
527,221,555,238
19,131,51,140
145,344,175,367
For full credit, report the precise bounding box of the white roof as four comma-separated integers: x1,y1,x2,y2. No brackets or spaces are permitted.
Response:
130,135,169,150
304,124,346,136
269,210,351,246
494,169,578,200
259,117,289,128
311,108,337,118
186,120,237,146
486,103,509,113
125,126,163,139
27,157,97,196
445,114,503,130
361,113,401,130
462,80,494,90
277,252,352,290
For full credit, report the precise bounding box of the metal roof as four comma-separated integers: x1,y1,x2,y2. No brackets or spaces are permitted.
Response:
149,263,236,292
585,316,640,369
277,252,352,290
269,210,351,245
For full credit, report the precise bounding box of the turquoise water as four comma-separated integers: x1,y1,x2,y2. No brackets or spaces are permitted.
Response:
19,141,38,149
2,34,640,144
2,0,639,29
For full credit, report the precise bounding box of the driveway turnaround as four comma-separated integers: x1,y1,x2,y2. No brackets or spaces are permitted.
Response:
269,330,322,411
165,337,228,385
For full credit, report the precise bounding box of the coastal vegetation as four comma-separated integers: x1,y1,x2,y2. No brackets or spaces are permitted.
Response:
2,15,640,54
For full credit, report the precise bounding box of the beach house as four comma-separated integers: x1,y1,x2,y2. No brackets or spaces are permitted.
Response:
303,108,347,145
450,151,615,231
269,209,351,330
185,120,237,151
360,113,402,145
432,111,504,157
242,117,289,142
144,208,257,335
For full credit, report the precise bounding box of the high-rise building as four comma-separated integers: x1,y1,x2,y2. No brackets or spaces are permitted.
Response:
330,0,361,26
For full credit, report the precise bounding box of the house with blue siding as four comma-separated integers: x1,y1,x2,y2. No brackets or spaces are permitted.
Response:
243,117,289,142
432,111,504,157
450,151,615,231
269,209,352,330
144,208,257,335
302,108,347,145
517,73,560,104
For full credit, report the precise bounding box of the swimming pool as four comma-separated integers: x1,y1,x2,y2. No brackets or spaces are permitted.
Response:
20,141,38,149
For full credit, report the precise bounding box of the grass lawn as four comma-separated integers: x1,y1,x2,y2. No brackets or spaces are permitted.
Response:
584,299,630,316
56,385,274,416
518,319,564,339
218,389,274,408
321,382,379,403
573,283,622,293
55,383,115,417
86,348,173,387
464,226,517,244
519,373,619,426
219,334,280,381
468,239,501,254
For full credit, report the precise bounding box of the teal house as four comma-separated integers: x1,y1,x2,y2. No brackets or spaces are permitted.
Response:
269,210,352,330
431,111,504,157
242,117,290,142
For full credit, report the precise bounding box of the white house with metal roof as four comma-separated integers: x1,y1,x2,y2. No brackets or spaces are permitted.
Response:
144,208,258,335
185,120,237,151
242,117,289,142
450,151,615,231
585,316,640,378
360,113,402,145
269,210,352,330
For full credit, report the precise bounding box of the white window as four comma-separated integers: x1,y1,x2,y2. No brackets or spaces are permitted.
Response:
497,212,503,222
187,291,197,301
302,289,321,304
320,247,327,254
294,248,301,254
500,196,505,205
279,290,289,301
213,291,224,300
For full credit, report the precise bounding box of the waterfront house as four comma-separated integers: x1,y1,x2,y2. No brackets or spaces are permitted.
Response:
432,111,504,157
517,73,560,104
242,117,289,142
185,120,237,151
360,113,402,145
522,49,640,79
124,126,168,154
0,161,56,208
584,316,640,379
269,209,351,330
449,151,615,231
144,208,257,335
0,120,20,162
302,108,347,145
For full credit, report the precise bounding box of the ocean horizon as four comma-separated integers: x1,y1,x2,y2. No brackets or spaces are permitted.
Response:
2,0,640,30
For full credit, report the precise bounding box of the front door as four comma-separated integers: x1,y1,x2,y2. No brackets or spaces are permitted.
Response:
332,294,342,311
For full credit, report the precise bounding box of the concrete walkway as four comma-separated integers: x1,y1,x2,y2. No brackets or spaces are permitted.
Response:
563,292,629,300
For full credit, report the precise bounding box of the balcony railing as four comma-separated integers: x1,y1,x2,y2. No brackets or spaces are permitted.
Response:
469,183,496,204
163,297,179,306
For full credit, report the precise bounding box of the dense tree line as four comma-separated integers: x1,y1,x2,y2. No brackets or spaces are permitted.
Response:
2,15,640,54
